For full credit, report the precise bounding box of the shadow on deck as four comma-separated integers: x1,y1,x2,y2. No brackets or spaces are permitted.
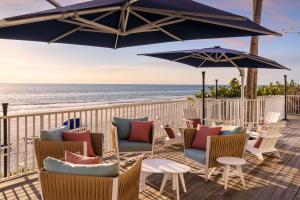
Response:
1,119,300,200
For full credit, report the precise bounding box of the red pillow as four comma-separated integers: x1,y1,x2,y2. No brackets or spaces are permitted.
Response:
254,138,263,148
63,131,95,156
65,150,101,164
192,126,222,150
164,124,175,139
192,118,201,128
128,121,153,143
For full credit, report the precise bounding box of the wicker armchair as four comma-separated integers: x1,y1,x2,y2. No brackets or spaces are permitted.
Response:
34,132,104,169
111,124,155,161
39,156,142,200
183,128,248,180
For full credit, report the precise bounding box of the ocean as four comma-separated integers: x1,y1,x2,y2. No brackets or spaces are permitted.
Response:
0,83,208,114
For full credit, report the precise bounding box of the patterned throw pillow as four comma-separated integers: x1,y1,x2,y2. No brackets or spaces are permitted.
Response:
65,150,101,164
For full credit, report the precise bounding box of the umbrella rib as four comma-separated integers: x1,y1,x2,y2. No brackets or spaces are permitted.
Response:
46,0,61,8
198,59,207,68
50,10,116,43
129,10,182,41
74,14,120,34
173,54,193,61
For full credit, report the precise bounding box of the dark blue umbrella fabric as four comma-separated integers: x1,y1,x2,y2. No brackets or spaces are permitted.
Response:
0,0,279,48
139,46,290,70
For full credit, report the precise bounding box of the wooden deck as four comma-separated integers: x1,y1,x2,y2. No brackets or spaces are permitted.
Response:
1,118,300,200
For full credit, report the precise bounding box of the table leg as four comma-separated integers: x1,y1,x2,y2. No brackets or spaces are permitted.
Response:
236,165,246,186
160,173,170,193
224,165,230,189
175,174,180,200
179,173,187,192
172,173,176,191
140,172,146,192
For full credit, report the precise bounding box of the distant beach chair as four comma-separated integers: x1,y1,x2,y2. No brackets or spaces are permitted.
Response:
183,108,202,128
63,118,87,132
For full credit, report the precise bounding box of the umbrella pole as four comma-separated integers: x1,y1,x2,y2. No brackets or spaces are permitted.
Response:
202,71,206,125
239,69,245,127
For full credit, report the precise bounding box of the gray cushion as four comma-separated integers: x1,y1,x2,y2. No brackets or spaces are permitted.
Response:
221,126,244,136
44,157,119,177
113,117,148,140
40,126,69,141
118,140,152,152
185,148,206,164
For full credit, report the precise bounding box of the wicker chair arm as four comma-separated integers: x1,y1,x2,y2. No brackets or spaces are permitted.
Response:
183,128,197,149
34,139,84,169
118,156,143,200
90,132,104,157
207,133,248,168
111,125,118,151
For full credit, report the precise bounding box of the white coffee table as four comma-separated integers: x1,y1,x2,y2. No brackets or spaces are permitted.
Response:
141,159,191,200
217,157,246,189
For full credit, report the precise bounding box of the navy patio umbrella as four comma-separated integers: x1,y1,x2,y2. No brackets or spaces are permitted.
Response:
0,0,279,48
139,46,290,126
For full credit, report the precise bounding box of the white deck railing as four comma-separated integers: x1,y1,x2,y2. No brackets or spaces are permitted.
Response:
0,95,288,180
287,95,300,115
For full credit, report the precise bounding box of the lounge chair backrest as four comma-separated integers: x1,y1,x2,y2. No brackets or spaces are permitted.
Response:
183,108,198,120
265,112,280,124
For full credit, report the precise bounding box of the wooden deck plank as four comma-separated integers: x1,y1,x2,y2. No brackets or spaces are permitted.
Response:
0,119,299,200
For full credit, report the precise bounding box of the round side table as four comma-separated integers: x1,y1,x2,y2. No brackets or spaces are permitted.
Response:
216,157,246,189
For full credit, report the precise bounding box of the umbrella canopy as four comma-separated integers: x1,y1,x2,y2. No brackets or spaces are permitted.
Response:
0,0,279,48
139,46,290,70
140,46,290,126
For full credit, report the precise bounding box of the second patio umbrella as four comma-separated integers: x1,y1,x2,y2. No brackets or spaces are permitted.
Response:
140,46,290,126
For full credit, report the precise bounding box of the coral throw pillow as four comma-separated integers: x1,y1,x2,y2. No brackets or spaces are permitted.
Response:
254,138,263,148
63,131,95,156
192,126,222,150
128,121,153,143
164,124,175,139
65,150,102,164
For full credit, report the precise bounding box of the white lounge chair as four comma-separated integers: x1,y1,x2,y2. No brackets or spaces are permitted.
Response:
246,123,284,160
156,117,183,147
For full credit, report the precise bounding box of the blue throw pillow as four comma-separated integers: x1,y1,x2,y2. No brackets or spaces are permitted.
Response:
113,117,148,140
44,157,119,177
221,126,244,136
40,126,69,141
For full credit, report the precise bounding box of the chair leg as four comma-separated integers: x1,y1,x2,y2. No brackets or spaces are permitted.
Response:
274,151,280,158
257,152,264,160
204,168,209,181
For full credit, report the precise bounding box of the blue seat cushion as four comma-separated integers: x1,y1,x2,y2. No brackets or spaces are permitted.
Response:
221,126,244,136
44,157,119,177
185,148,206,164
113,117,148,140
118,140,152,152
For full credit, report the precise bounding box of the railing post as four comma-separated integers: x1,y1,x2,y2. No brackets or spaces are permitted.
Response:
202,71,206,125
215,79,218,99
2,103,8,177
284,75,288,121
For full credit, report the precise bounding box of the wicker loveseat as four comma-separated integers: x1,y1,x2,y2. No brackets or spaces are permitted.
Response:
39,156,142,200
183,126,248,180
34,132,104,169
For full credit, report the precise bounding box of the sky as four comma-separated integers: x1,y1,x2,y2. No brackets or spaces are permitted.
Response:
0,0,299,85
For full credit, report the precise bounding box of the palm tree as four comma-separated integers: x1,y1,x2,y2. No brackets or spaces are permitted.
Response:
246,0,263,99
